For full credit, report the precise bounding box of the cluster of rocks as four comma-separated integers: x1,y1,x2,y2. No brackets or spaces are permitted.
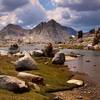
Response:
0,43,84,93
92,28,100,46
0,51,44,92
85,44,100,50
0,47,44,92
0,72,44,93
81,28,100,50
32,43,54,57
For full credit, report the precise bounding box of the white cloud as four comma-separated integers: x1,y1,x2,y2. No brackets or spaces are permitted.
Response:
47,7,78,26
16,0,47,27
51,0,100,11
50,0,100,31
52,0,81,4
0,0,47,30
0,0,29,12
0,13,17,29
0,0,100,31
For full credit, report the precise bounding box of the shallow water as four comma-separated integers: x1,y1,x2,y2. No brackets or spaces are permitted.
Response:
0,44,44,52
61,49,100,86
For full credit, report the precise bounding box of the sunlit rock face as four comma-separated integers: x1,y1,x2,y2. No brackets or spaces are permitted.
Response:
15,52,38,71
33,50,44,57
67,79,84,86
0,19,77,43
52,52,65,65
0,24,30,38
30,19,77,43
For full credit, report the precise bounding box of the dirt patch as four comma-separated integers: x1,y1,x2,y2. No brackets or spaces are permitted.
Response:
53,74,100,100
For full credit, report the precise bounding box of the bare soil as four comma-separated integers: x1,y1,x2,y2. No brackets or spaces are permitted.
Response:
54,74,100,100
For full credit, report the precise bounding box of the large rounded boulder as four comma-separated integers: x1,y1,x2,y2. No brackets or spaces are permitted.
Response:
52,52,65,65
15,52,37,71
0,75,29,92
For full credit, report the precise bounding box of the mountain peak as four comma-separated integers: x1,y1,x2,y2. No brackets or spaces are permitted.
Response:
0,23,30,37
48,19,56,23
0,20,77,43
30,19,77,43
46,19,61,27
47,19,58,24
6,24,22,29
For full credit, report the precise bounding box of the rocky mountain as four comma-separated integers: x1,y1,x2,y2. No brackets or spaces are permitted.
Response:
0,24,30,39
0,19,77,43
30,19,77,43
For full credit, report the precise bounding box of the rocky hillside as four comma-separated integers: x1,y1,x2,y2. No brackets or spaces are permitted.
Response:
0,20,77,43
30,19,77,43
0,24,30,39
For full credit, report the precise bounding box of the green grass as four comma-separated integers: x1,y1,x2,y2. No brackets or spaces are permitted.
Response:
56,44,84,50
0,56,77,100
0,89,49,100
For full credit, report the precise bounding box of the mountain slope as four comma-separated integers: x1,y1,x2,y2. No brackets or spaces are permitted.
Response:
30,19,77,43
0,24,30,39
0,20,77,43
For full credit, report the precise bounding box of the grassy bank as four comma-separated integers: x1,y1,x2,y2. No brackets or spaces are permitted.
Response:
0,55,77,100
56,44,84,50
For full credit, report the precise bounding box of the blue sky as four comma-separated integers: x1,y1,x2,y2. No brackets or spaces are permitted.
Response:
39,0,55,10
0,0,100,32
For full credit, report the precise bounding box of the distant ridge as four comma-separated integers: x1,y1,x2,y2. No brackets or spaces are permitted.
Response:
0,24,30,38
0,19,77,43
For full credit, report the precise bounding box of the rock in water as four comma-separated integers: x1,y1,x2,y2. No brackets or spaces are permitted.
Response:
67,79,84,86
0,75,28,92
33,50,44,57
18,72,44,85
52,52,65,65
8,44,20,54
15,52,37,71
69,52,78,57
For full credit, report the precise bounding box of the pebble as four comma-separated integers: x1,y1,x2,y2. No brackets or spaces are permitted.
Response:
45,62,49,65
86,60,90,62
53,96,61,100
88,91,91,94
76,96,83,99
73,66,76,68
